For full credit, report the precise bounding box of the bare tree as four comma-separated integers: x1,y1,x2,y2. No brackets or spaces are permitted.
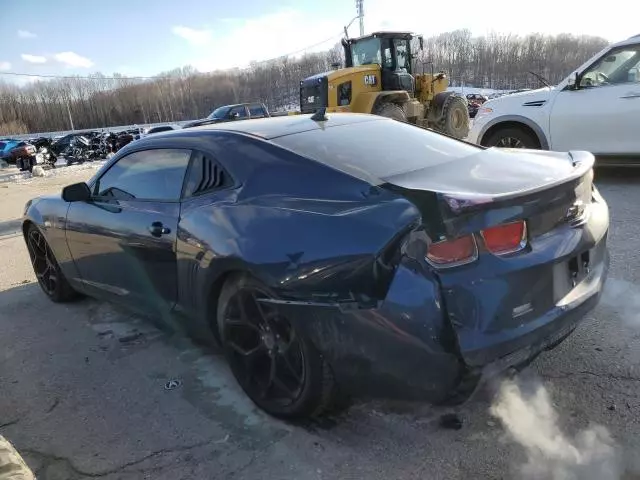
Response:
0,31,609,134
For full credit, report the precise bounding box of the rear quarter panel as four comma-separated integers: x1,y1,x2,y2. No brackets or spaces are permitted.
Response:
172,133,425,340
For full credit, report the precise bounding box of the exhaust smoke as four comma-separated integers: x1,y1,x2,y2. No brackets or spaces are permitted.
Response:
490,378,623,480
599,278,640,328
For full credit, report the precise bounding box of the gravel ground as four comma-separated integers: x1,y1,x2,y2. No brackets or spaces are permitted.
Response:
1,166,640,479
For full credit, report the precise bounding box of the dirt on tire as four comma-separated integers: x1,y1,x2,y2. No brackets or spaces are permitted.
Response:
438,95,470,139
373,103,407,122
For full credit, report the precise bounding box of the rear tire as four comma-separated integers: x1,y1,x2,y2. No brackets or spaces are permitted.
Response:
482,126,540,149
373,102,407,122
437,95,470,139
217,274,335,419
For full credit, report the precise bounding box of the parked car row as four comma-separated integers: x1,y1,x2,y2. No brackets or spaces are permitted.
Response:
1,129,141,172
1,103,276,172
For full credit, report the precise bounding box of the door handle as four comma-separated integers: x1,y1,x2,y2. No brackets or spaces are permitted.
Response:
148,221,171,237
620,92,640,99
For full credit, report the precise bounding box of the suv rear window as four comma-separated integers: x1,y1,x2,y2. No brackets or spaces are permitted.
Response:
271,119,480,185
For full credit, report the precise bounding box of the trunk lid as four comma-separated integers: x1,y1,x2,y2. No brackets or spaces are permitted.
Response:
382,148,601,366
383,148,594,240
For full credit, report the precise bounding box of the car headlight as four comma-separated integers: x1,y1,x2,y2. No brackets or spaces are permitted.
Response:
475,106,493,119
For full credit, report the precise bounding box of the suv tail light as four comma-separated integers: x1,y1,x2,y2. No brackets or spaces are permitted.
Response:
426,235,478,267
481,220,527,255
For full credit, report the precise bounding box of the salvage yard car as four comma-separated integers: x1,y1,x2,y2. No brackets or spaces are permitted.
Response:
468,33,640,165
182,102,272,129
22,113,609,419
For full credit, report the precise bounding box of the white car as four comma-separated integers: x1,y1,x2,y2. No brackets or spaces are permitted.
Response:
468,34,640,165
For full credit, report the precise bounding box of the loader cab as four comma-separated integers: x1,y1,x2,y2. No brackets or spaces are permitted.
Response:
343,32,416,93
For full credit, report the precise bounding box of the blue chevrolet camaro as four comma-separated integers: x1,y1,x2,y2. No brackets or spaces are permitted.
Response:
22,113,609,418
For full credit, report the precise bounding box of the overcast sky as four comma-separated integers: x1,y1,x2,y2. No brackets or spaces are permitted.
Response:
0,0,636,83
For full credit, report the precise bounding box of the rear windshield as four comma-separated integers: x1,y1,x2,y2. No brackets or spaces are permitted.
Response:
271,119,480,185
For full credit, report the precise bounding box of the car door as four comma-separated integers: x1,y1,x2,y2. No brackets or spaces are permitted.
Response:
65,148,192,315
228,105,248,121
549,43,640,154
248,104,267,119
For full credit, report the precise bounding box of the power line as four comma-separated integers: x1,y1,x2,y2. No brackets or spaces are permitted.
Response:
0,30,345,81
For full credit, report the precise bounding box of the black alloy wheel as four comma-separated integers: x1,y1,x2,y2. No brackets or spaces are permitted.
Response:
218,275,334,419
25,225,78,302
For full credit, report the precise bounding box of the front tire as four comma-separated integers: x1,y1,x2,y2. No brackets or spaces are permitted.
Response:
438,95,470,139
373,102,407,122
25,224,79,303
217,274,334,419
482,126,540,149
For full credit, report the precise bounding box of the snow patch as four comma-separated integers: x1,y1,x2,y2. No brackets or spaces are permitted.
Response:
0,160,106,185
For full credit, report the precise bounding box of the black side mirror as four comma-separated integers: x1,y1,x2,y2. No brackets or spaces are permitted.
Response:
62,182,91,202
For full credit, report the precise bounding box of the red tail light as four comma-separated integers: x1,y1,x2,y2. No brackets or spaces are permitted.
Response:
426,235,478,267
481,220,527,255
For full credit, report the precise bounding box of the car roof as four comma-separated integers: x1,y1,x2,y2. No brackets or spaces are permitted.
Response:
164,113,384,140
613,34,640,48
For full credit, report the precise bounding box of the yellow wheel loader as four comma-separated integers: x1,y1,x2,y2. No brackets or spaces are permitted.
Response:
299,31,470,139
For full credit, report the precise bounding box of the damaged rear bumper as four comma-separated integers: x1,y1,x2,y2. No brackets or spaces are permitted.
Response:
474,247,609,382
264,197,609,404
267,243,608,403
466,245,609,371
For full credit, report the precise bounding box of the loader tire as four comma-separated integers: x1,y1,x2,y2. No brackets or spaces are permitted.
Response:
373,103,407,122
0,435,35,480
438,95,470,139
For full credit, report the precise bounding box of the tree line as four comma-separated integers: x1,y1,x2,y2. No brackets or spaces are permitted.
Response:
0,29,609,135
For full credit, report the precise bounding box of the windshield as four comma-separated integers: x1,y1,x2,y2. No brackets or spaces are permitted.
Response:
580,46,640,86
207,106,231,120
350,37,381,66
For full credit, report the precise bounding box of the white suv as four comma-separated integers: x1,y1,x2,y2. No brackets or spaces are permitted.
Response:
467,34,640,165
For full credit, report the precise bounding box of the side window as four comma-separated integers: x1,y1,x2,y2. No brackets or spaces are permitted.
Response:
229,106,247,119
580,46,640,87
337,81,352,106
394,39,409,71
94,149,191,201
183,151,231,197
383,47,393,69
249,104,266,117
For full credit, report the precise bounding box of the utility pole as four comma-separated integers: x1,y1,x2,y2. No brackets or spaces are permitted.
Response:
356,0,364,36
65,99,75,131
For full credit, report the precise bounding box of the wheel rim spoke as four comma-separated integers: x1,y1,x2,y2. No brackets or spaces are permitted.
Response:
272,373,296,397
225,317,261,333
259,357,276,398
228,341,265,358
27,230,57,295
278,350,303,384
